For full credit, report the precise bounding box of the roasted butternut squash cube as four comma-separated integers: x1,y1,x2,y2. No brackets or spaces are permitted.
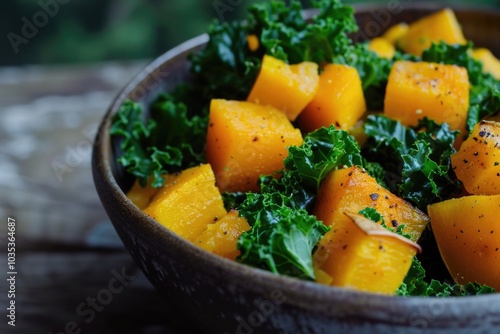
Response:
398,8,466,56
472,48,500,80
382,22,409,45
247,55,319,121
206,99,303,193
126,178,161,210
384,61,469,135
368,37,396,59
314,213,419,294
314,166,429,242
143,164,227,242
428,195,500,290
298,64,366,133
451,120,500,195
195,210,250,260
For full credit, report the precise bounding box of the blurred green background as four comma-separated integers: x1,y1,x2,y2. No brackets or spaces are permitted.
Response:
2,0,499,66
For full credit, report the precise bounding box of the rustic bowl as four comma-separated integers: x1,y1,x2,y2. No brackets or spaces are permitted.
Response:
93,4,500,333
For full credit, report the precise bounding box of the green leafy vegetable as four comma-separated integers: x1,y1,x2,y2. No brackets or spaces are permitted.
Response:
110,96,206,187
250,0,357,64
397,258,495,297
285,126,364,192
238,196,329,280
364,115,461,210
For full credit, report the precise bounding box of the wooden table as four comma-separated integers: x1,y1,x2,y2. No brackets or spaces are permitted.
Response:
0,63,199,333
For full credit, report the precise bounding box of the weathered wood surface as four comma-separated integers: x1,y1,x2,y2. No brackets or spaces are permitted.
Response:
0,63,199,333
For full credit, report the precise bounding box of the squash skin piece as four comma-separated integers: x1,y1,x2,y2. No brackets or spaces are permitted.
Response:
428,195,500,290
247,55,319,121
313,166,429,243
298,64,366,133
472,48,500,80
126,178,161,210
398,8,466,56
382,22,409,45
451,121,500,195
368,37,396,59
206,99,303,193
384,61,469,135
314,216,417,294
195,210,250,260
143,164,227,242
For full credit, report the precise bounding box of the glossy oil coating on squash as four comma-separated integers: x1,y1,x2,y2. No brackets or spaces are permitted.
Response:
313,213,418,294
143,164,227,242
298,64,366,133
206,99,303,193
314,166,429,243
384,60,469,135
247,54,319,121
428,195,500,290
452,120,500,195
195,210,250,260
398,8,466,56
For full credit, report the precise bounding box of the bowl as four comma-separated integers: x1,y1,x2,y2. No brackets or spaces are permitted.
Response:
93,3,500,333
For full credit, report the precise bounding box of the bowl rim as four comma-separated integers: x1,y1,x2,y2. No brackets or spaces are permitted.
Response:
92,2,500,320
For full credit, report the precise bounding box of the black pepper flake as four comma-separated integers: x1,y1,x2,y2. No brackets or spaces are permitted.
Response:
460,230,464,234
473,152,479,156
252,136,259,142
342,245,348,250
479,130,487,137
495,162,499,166
370,193,379,201
463,159,468,164
391,219,399,227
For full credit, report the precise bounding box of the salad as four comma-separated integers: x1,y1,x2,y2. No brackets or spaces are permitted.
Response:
111,0,500,296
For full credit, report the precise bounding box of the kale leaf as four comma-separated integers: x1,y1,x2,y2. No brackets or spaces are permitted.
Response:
110,96,206,188
250,0,357,64
238,196,329,280
397,258,495,296
364,115,461,210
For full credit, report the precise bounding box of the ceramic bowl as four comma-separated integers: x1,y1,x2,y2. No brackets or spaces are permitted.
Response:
93,4,500,333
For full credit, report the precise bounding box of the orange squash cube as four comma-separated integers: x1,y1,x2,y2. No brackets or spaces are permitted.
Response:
452,120,500,195
382,22,409,45
398,8,466,56
143,164,227,242
195,210,250,260
298,64,366,133
126,178,161,210
247,55,319,121
472,48,500,80
368,38,396,59
428,195,500,290
314,213,418,294
314,166,429,243
384,61,469,134
206,99,303,193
